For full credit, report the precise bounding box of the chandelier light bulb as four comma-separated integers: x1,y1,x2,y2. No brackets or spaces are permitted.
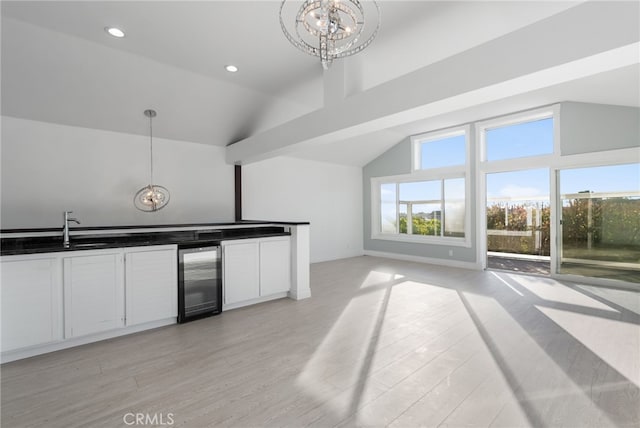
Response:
105,27,125,38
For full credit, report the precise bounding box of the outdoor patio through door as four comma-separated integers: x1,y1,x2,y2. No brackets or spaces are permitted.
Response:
485,168,551,275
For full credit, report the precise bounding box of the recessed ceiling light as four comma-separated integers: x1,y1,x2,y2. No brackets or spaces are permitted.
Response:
105,27,125,38
225,65,238,73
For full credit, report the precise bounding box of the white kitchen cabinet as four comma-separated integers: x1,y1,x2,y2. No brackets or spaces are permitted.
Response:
1,257,63,352
259,238,291,296
63,252,124,338
223,237,291,308
125,246,177,326
223,241,260,305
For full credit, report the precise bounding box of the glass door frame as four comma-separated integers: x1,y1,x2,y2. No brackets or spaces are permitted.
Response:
475,105,560,273
477,166,557,274
477,152,638,287
555,163,640,284
473,106,639,287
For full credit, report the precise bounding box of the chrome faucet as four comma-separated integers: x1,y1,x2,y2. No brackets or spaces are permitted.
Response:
63,211,81,248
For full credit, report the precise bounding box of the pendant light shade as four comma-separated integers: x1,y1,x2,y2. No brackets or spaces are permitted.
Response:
134,109,170,212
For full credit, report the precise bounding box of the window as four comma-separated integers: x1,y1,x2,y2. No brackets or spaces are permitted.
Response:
376,178,466,241
558,163,640,283
414,132,466,170
374,126,469,246
399,180,442,236
380,183,396,234
444,178,466,237
482,114,554,162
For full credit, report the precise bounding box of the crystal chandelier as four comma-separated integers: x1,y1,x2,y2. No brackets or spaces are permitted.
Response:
279,0,380,70
134,109,170,212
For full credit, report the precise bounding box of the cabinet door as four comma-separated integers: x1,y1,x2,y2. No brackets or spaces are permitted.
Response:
64,252,124,338
1,258,62,352
260,238,291,296
223,242,259,305
125,247,177,326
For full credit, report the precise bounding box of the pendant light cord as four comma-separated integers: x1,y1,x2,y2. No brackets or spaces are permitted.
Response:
149,113,154,185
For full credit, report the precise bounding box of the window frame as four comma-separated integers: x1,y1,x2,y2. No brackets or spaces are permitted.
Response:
476,105,560,272
411,127,468,173
477,105,560,170
372,125,471,247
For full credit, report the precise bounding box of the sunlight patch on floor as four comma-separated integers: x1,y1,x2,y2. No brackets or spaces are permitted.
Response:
455,289,620,428
509,274,621,313
576,284,640,316
296,273,395,417
491,271,525,296
359,270,405,289
535,305,640,387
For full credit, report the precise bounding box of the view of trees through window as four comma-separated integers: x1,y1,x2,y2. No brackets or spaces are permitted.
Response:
559,164,639,282
378,108,638,284
486,202,550,256
486,168,550,258
379,178,465,239
399,209,441,236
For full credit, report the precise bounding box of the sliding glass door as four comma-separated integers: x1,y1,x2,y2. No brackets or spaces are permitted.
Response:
486,168,551,274
558,163,640,283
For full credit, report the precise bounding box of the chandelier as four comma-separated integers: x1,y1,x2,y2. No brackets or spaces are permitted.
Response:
134,109,170,212
279,0,380,70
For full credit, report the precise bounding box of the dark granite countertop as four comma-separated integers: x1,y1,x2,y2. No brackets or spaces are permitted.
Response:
0,220,309,235
1,225,293,256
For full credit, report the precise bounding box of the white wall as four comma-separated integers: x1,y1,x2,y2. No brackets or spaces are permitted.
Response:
1,116,234,228
242,157,363,263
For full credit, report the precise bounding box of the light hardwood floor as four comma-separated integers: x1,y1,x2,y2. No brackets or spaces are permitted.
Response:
2,256,639,427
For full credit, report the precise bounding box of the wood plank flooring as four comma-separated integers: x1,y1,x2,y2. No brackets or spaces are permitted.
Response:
2,256,639,427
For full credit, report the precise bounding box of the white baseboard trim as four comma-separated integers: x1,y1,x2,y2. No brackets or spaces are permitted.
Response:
289,288,311,300
364,250,481,270
222,292,288,311
1,318,176,363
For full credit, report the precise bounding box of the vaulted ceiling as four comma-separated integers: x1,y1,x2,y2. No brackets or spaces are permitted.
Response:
2,1,638,166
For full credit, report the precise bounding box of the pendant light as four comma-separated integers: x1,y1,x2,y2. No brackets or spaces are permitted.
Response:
134,109,170,212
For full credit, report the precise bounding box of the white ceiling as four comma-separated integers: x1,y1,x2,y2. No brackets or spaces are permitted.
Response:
2,1,638,166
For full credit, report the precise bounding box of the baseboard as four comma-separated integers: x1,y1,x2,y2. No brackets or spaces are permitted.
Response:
222,292,289,311
311,250,365,264
1,318,176,364
363,250,481,270
289,288,311,300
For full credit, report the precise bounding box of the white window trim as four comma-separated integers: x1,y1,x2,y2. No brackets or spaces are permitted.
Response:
411,126,468,173
476,105,560,271
372,125,471,248
477,104,560,164
475,104,639,273
373,177,471,245
373,101,639,273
